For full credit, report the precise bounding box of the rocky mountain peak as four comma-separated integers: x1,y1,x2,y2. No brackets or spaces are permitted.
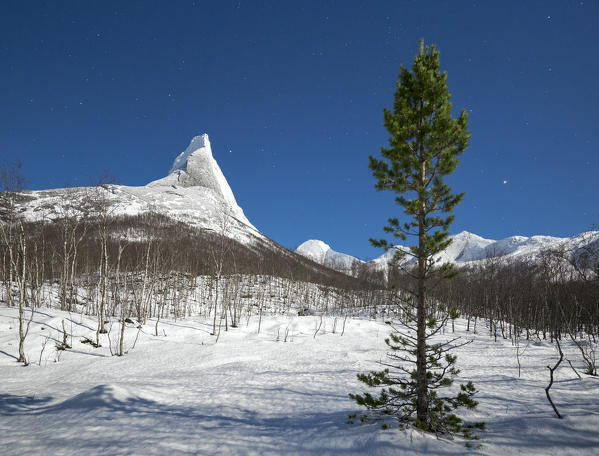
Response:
148,133,239,210
169,134,211,174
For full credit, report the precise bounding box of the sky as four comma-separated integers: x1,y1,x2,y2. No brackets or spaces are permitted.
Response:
1,1,598,260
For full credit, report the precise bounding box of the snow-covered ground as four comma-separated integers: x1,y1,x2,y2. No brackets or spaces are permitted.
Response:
1,306,597,455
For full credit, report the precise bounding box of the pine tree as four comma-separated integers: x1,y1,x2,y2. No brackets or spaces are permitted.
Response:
350,40,479,436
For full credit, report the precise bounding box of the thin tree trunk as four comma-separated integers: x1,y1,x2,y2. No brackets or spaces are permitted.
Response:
545,338,564,419
17,224,27,364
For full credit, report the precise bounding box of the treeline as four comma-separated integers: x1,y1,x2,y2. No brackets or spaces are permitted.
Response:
1,211,370,290
428,247,599,341
1,178,389,362
1,182,375,292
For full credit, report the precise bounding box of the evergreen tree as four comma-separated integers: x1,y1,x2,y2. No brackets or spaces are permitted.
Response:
350,40,478,436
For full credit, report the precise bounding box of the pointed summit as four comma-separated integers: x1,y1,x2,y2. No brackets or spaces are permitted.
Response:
148,133,238,210
169,133,211,174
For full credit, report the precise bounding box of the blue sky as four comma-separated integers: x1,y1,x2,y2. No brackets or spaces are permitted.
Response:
1,1,598,260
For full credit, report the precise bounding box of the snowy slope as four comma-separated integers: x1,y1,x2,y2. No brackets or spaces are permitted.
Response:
439,231,495,263
479,231,599,264
17,134,261,244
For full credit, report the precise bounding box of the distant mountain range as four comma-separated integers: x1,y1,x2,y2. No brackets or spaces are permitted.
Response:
296,230,599,276
11,132,598,282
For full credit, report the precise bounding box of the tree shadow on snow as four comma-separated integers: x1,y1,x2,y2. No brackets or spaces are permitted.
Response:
0,384,482,455
0,349,18,361
0,393,54,415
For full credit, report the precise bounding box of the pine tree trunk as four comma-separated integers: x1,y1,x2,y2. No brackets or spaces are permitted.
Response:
416,266,427,424
416,153,428,425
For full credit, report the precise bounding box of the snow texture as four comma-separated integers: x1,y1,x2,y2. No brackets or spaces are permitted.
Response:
1,305,598,455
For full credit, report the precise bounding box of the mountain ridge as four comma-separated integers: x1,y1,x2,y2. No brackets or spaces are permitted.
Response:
295,230,599,275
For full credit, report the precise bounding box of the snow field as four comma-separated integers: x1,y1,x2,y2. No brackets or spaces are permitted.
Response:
1,306,598,455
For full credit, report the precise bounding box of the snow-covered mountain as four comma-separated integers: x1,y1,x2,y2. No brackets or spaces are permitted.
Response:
18,134,260,244
296,230,599,275
12,134,367,287
147,134,245,221
295,240,361,275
